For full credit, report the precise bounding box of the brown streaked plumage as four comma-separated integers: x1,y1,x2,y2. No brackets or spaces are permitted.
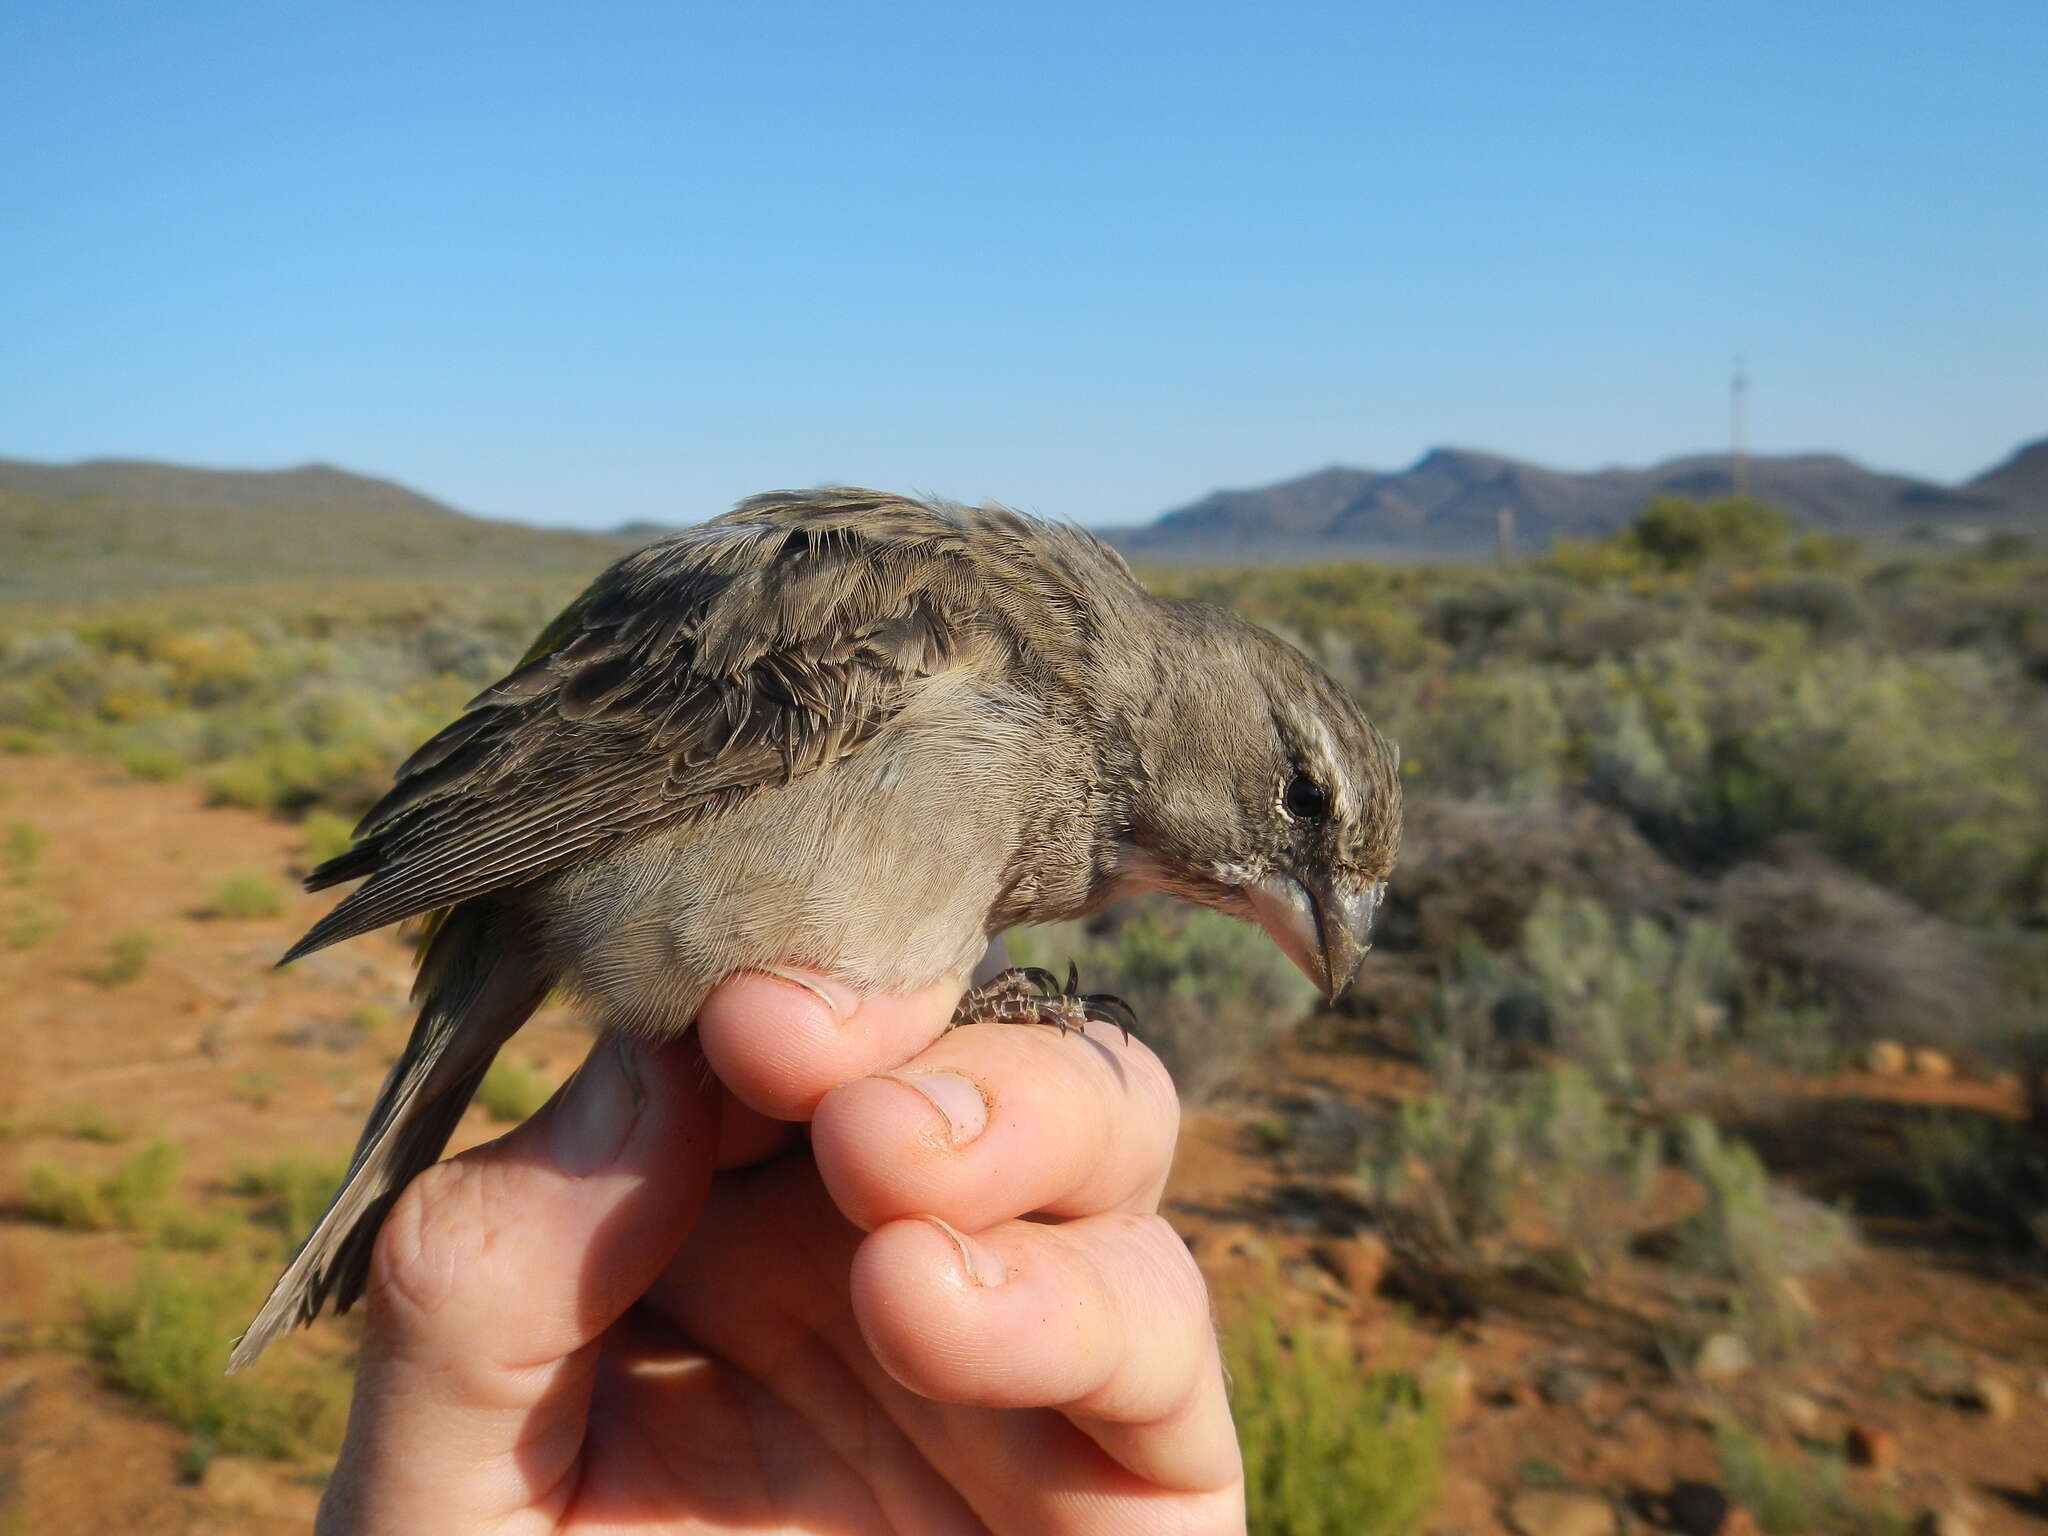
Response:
232,488,1400,1369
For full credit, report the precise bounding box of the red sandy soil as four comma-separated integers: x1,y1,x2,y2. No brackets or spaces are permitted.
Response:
2,755,2045,1533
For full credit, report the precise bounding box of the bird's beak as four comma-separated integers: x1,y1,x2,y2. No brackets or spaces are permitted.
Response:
1243,874,1378,1001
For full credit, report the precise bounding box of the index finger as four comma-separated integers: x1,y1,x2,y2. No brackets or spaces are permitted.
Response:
694,966,964,1122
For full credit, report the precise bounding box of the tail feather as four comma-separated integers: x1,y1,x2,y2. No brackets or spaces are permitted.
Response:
231,903,549,1372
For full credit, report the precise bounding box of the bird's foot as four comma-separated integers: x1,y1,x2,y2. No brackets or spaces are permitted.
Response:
949,964,1136,1042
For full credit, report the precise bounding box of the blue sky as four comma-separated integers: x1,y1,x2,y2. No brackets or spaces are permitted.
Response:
5,1,2044,528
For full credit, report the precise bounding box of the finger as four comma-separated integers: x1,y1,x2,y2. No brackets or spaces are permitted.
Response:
713,1089,798,1169
319,1034,719,1534
850,1210,1240,1499
695,966,963,1122
811,1019,1179,1233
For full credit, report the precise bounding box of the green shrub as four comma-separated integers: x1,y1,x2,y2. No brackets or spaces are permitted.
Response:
46,1104,126,1143
297,809,357,869
1675,1117,1856,1350
1622,495,1793,572
79,1255,349,1459
203,870,286,919
81,928,156,987
1364,1062,1656,1275
1517,891,1736,1096
1712,1419,1906,1536
232,1152,349,1239
23,1139,183,1233
4,897,58,949
476,1056,557,1122
230,1073,277,1109
4,819,43,880
118,741,185,781
1227,1307,1443,1536
1899,1110,2048,1249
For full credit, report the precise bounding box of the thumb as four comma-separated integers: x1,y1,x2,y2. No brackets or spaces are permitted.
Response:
318,1034,720,1534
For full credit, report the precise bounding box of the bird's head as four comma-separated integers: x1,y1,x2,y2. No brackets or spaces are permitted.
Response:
1111,604,1402,1001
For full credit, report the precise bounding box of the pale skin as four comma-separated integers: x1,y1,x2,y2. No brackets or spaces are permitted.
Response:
314,967,1246,1534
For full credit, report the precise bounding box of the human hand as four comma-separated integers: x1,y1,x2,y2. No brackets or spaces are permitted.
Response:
313,968,1244,1533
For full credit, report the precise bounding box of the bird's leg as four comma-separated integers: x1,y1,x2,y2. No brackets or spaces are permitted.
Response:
949,964,1137,1042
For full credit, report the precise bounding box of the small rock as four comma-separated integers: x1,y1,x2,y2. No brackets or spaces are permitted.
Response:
1911,1048,1954,1082
1774,1390,1824,1437
1958,1372,2015,1423
1665,1480,1729,1536
1866,1040,1909,1077
1420,1353,1477,1426
1914,1511,1978,1536
1694,1331,1754,1384
1310,1230,1390,1295
1845,1422,1899,1470
1537,1365,1598,1406
1504,1489,1618,1536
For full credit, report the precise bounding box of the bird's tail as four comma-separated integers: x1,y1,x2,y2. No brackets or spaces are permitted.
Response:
229,903,550,1372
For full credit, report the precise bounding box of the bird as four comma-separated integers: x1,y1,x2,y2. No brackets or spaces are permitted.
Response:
231,487,1401,1369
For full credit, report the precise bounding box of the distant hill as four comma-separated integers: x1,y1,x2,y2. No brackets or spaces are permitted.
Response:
0,455,636,602
0,457,469,519
1963,437,2048,509
1116,439,2045,560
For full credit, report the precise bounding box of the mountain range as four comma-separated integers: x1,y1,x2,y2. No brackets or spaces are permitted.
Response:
1112,437,2048,559
4,435,2044,600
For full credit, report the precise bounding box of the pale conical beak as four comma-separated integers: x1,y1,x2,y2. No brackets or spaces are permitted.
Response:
1243,874,1378,1001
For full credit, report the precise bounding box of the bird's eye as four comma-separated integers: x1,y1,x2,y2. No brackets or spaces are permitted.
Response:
1284,771,1329,822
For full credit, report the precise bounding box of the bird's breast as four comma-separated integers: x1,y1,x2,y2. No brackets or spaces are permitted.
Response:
530,671,1106,1033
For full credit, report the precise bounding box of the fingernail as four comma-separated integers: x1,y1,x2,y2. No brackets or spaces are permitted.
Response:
919,1215,1008,1287
888,1071,989,1145
753,966,862,1024
550,1035,643,1177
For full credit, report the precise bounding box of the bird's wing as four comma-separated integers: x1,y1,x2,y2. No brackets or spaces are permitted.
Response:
281,493,982,962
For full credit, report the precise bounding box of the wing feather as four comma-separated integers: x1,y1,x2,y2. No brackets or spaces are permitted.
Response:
282,492,983,964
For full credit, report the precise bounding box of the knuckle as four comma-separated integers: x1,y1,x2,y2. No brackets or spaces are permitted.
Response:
366,1154,503,1327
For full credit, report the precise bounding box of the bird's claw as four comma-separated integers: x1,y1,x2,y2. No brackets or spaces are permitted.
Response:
949,965,1137,1043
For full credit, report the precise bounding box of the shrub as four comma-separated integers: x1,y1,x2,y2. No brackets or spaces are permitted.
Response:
118,741,185,781
1675,1116,1856,1350
230,1073,277,1109
1716,851,1991,1058
22,1139,183,1233
203,870,286,920
1364,1061,1657,1276
79,1256,349,1460
4,898,58,949
1226,1307,1443,1536
1712,1419,1906,1536
1517,891,1736,1097
1622,496,1793,571
476,1056,557,1123
297,809,357,869
47,1104,125,1143
232,1152,349,1240
1899,1109,2048,1250
81,928,155,987
4,819,43,880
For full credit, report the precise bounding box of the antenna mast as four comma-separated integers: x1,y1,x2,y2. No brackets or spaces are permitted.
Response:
1730,355,1750,498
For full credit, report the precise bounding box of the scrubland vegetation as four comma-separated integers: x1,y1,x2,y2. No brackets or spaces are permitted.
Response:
3,496,2044,1531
